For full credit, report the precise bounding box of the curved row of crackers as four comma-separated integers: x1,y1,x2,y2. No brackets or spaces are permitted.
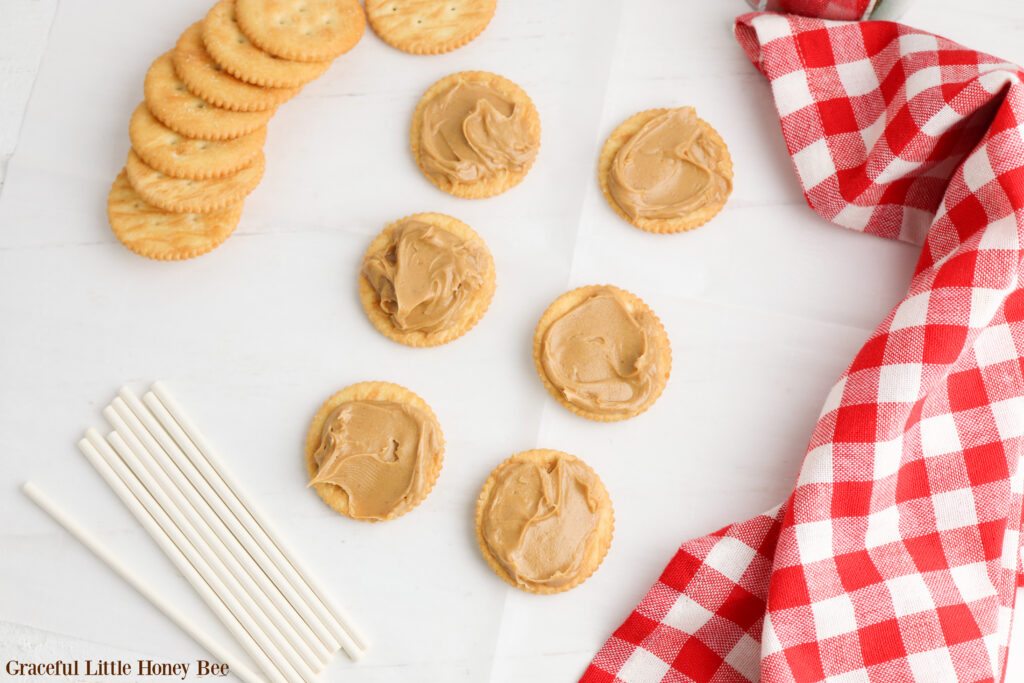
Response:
108,0,366,260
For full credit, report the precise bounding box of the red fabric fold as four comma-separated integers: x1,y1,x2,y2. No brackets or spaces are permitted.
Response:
748,0,875,21
583,13,1024,683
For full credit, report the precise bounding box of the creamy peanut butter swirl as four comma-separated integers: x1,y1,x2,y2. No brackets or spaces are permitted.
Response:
362,220,487,334
309,400,442,521
419,77,539,184
541,288,661,416
609,108,731,220
481,455,602,589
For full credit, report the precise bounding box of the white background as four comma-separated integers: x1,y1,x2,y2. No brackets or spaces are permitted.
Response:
2,0,1023,681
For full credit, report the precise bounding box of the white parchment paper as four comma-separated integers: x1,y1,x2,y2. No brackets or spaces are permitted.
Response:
2,0,1022,680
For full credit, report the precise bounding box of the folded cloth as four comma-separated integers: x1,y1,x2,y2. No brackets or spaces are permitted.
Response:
747,0,876,21
582,13,1024,683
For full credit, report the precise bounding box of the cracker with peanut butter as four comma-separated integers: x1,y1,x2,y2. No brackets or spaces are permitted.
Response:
366,0,496,55
359,212,495,347
129,103,267,180
599,107,733,234
107,170,242,261
235,0,365,62
475,449,613,594
125,149,265,214
533,285,672,422
202,0,332,89
174,21,299,113
144,51,273,141
411,71,540,199
305,381,445,522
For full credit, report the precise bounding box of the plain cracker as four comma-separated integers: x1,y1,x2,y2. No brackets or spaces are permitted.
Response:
366,0,496,55
144,51,273,141
125,149,265,214
236,0,365,62
174,21,299,112
107,170,242,261
202,0,331,89
129,102,266,180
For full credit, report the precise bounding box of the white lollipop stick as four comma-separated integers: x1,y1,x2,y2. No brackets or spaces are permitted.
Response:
149,382,368,658
117,388,354,661
105,430,321,682
105,401,331,670
22,482,265,683
78,433,298,683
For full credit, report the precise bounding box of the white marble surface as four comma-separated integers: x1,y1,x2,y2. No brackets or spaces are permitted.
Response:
1,0,1023,681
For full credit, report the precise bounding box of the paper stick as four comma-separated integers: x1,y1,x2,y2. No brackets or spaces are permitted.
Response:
22,482,265,683
118,388,351,661
78,433,297,683
150,383,367,658
105,403,331,671
105,430,321,682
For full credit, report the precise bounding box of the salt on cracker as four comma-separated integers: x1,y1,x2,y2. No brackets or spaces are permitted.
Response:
304,381,445,522
125,149,265,214
107,170,242,261
174,21,299,112
366,0,496,55
202,0,331,89
531,285,672,422
129,103,266,180
236,0,365,62
144,51,273,141
358,212,496,347
598,108,733,234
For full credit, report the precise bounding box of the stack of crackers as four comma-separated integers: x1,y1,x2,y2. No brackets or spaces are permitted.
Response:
108,0,365,261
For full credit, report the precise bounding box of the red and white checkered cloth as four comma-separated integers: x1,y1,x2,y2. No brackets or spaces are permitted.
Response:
582,12,1024,683
749,0,876,21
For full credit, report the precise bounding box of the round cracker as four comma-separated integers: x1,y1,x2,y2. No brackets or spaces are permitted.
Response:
125,149,265,214
474,449,614,595
367,0,496,55
304,381,445,522
410,70,541,199
236,0,365,62
144,51,273,141
174,21,299,112
358,212,496,347
202,0,332,89
107,170,242,261
599,108,733,234
532,285,672,422
129,103,266,180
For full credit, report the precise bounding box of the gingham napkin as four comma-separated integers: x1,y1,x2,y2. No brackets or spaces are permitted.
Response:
750,0,876,21
582,12,1024,683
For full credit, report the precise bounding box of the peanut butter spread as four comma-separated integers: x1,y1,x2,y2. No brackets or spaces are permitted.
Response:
419,77,539,184
362,220,487,333
481,455,602,589
309,400,441,520
540,288,661,416
608,108,731,220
